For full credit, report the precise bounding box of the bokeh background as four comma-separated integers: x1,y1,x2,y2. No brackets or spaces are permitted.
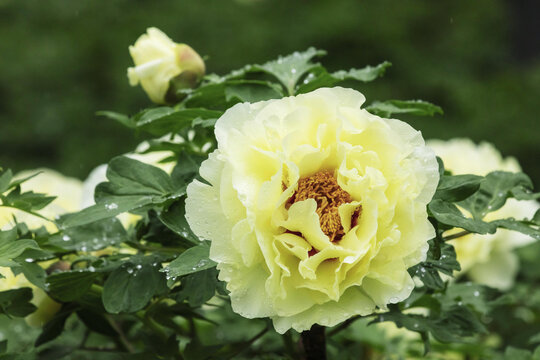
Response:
1,0,539,183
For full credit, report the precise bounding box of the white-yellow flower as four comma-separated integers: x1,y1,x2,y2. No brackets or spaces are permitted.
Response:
427,138,539,290
0,169,83,231
186,87,439,333
127,27,205,104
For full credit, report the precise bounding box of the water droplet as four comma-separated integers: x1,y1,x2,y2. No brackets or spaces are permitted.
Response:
88,266,96,272
127,268,134,274
413,323,419,329
457,301,463,306
473,290,480,297
25,258,33,263
62,235,71,241
291,68,297,74
105,203,118,210
135,264,142,270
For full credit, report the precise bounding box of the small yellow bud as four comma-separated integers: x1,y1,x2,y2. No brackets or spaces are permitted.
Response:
127,27,205,104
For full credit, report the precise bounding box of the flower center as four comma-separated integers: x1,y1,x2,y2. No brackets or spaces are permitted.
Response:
287,170,359,242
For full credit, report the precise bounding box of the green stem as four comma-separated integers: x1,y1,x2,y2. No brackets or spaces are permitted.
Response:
301,325,326,360
0,204,55,223
126,241,183,254
105,315,136,353
225,326,268,359
327,315,362,337
442,230,470,241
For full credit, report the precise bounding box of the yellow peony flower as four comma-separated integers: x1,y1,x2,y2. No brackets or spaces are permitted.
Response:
127,27,205,104
186,87,439,333
427,138,539,290
0,169,83,231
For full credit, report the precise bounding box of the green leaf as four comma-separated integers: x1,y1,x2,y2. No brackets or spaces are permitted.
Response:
529,333,540,345
101,156,175,196
296,61,391,94
49,217,127,251
46,270,99,302
224,81,283,103
0,233,39,266
435,283,490,314
59,156,184,228
410,240,460,290
159,200,199,244
19,262,47,290
433,174,484,202
250,47,326,95
163,244,215,278
174,268,219,307
1,187,56,213
102,256,167,313
491,218,540,241
76,309,116,336
0,169,13,194
459,171,533,219
503,347,534,360
366,100,443,118
35,305,74,347
134,107,222,137
0,340,6,354
96,110,134,129
0,288,37,317
428,199,496,234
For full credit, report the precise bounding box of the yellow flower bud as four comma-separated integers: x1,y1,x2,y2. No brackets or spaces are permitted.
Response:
127,27,205,104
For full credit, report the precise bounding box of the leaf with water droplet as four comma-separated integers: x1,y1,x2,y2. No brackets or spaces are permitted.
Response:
163,244,216,278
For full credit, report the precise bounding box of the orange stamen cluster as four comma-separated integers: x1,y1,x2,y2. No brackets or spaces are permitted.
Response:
287,171,359,242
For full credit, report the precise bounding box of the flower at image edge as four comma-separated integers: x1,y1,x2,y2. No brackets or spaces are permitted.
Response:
427,138,539,290
186,87,439,333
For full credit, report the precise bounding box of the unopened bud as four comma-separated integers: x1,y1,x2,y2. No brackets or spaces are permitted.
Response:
127,27,205,104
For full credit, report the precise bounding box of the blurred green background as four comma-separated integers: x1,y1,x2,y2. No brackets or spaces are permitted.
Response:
1,0,539,183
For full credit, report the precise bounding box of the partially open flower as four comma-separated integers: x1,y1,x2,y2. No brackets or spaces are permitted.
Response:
427,138,539,290
127,27,205,104
186,87,439,333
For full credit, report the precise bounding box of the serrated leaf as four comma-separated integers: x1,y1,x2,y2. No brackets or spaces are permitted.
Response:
102,256,167,313
0,288,37,317
49,217,127,251
2,187,56,213
296,61,391,94
428,199,496,234
59,156,184,228
0,236,40,267
134,107,222,136
492,218,540,241
163,244,215,278
410,240,460,290
459,171,533,219
174,268,219,307
250,47,326,95
434,174,484,202
366,100,443,117
47,271,99,302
